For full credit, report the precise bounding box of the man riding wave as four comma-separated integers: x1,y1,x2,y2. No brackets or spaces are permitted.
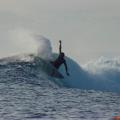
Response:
51,40,70,76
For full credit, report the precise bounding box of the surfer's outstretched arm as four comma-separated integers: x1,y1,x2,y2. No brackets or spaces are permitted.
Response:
59,40,62,54
64,61,70,76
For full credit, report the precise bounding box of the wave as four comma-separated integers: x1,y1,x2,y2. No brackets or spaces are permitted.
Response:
0,54,120,93
61,56,120,93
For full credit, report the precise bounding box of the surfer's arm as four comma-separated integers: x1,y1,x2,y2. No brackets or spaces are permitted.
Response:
64,60,70,76
59,40,62,54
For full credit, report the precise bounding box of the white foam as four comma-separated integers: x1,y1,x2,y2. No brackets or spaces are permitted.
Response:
82,56,120,74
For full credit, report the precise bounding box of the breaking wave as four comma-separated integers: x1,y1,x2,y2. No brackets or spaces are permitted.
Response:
1,31,120,93
0,54,120,93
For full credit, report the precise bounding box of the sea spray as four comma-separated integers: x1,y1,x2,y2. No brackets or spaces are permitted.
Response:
35,35,53,60
9,28,53,60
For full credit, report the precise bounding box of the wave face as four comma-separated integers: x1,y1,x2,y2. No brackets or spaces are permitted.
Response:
0,54,120,93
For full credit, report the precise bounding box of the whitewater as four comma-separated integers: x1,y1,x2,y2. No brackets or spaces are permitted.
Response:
0,36,120,120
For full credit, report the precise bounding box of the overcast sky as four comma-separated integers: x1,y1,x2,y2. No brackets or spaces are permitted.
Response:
0,0,120,64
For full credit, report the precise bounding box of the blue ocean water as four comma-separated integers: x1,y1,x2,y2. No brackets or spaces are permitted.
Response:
0,54,120,120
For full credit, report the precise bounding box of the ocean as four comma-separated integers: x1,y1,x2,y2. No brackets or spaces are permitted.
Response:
0,54,120,120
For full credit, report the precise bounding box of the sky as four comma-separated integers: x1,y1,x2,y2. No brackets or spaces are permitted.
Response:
0,0,120,64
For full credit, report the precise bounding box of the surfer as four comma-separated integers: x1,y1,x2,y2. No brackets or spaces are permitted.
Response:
51,40,70,76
